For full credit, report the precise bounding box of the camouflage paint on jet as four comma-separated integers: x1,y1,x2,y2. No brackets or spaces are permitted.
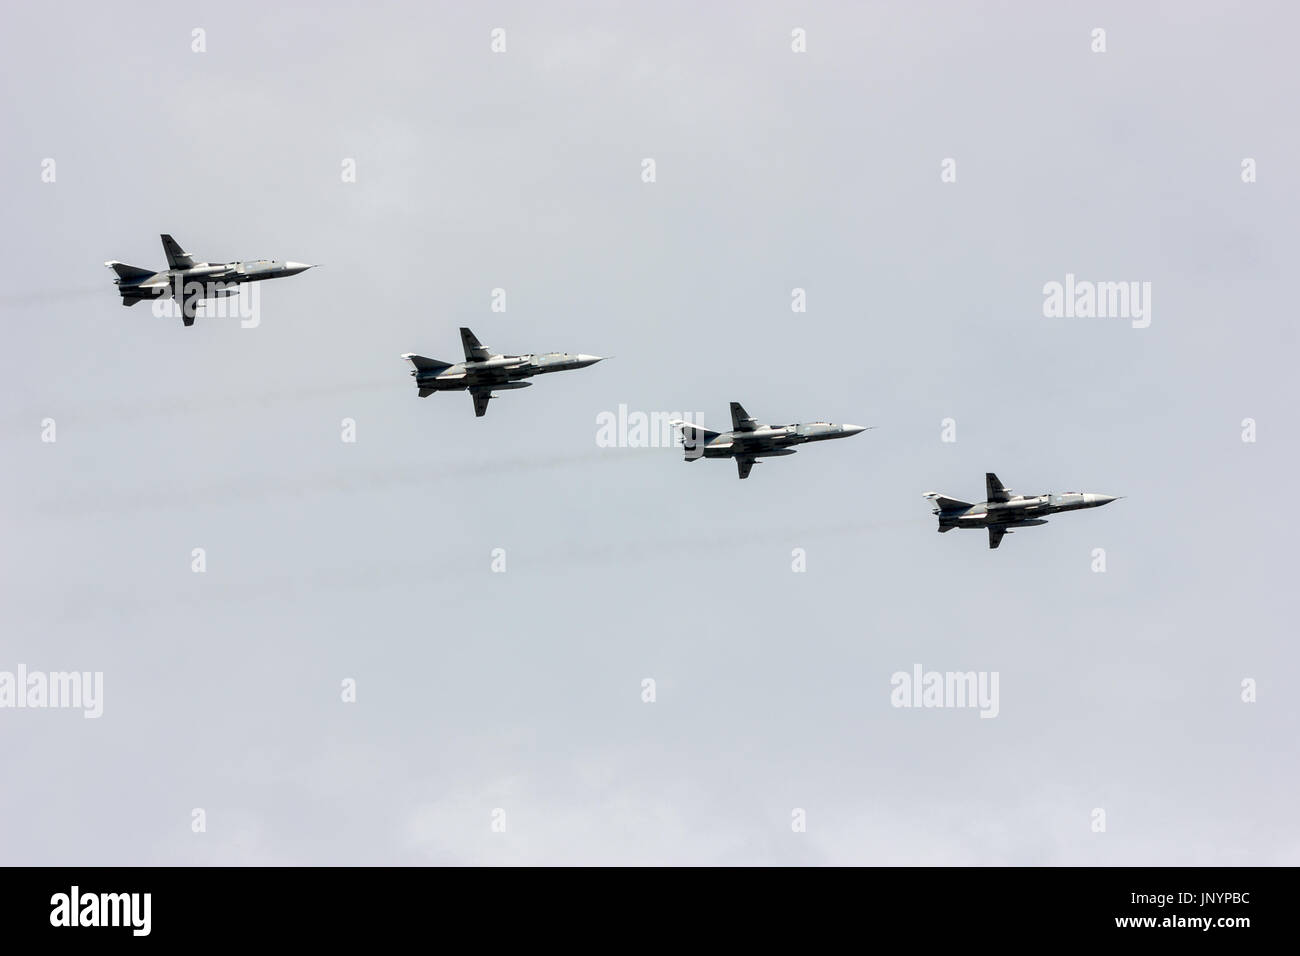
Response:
105,234,314,326
925,473,1120,549
671,402,867,479
402,328,606,418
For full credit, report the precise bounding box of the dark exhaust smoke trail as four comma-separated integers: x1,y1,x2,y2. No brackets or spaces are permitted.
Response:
4,379,398,434
35,448,647,516
32,516,913,625
0,286,103,308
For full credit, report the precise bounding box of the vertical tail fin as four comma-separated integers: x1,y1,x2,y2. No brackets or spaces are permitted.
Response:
671,420,719,461
104,261,155,283
923,492,972,513
401,353,452,372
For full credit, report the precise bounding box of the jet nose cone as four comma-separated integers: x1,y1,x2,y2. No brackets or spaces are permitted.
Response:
1085,494,1120,506
282,262,314,276
575,354,605,367
841,424,868,437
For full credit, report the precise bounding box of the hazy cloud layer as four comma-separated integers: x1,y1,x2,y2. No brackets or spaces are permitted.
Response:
1,1,1296,865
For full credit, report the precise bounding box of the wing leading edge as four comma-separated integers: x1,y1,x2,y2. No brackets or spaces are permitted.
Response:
730,402,758,432
160,234,195,270
986,472,1012,503
460,328,492,362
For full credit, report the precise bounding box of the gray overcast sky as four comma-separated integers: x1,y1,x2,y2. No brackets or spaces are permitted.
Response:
1,1,1296,864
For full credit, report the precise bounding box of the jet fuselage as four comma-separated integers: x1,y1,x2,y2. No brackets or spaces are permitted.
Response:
672,403,866,478
935,492,1117,530
925,474,1119,547
106,235,314,325
403,328,605,416
413,352,603,393
694,421,866,459
111,261,314,301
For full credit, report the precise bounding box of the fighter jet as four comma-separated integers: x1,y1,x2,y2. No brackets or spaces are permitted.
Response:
671,403,867,479
104,234,314,326
924,473,1120,549
402,328,606,417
